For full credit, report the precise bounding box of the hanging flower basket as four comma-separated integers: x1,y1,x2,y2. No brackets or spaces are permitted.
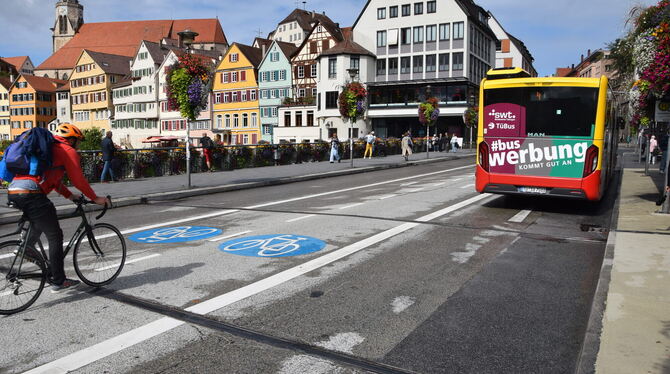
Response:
463,106,478,128
165,54,214,121
418,97,440,126
339,82,368,123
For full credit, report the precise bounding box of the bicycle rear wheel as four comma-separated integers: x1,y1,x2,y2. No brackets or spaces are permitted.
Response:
73,223,126,287
0,241,46,315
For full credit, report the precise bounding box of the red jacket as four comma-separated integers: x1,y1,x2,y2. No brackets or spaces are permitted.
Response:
13,135,97,200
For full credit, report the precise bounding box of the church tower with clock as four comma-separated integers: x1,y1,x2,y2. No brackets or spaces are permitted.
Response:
52,0,84,53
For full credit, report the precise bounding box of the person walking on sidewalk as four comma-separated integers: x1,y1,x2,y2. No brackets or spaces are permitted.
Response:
649,135,658,164
200,133,214,171
330,134,341,163
100,131,116,183
9,123,110,293
363,131,375,159
401,132,413,161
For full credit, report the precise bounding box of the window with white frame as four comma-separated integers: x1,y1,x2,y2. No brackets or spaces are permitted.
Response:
298,66,304,78
242,113,248,127
230,53,239,62
439,24,450,41
217,115,222,128
328,58,337,78
251,113,257,127
377,31,387,47
453,22,464,39
311,64,317,78
225,114,231,127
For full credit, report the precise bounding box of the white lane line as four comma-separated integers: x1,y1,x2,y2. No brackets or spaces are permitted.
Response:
451,178,464,182
432,182,447,187
508,210,532,223
0,253,13,260
460,183,475,189
28,193,491,374
407,188,424,192
339,203,365,210
286,215,316,223
400,181,418,186
208,230,252,242
94,254,160,272
378,194,397,200
244,165,472,209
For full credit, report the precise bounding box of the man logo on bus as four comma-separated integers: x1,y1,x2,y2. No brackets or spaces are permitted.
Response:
488,109,516,121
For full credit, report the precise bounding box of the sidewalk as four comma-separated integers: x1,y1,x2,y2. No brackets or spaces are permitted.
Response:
589,145,670,374
0,150,474,222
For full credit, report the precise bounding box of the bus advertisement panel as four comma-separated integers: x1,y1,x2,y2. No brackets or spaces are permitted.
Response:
476,76,613,201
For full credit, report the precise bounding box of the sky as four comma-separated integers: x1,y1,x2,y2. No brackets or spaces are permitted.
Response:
0,0,660,77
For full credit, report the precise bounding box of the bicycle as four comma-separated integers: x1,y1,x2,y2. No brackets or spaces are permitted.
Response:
222,234,306,257
0,196,126,315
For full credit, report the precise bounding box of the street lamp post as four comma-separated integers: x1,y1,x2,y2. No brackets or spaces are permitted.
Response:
425,85,431,159
347,68,359,168
177,29,199,189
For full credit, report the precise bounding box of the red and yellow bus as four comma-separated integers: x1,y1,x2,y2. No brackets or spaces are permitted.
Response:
475,68,618,201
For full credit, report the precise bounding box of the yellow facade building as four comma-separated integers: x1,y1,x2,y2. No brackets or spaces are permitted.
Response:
0,78,11,140
69,50,131,131
213,43,263,145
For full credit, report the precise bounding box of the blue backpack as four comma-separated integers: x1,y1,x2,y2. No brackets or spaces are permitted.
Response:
0,128,56,183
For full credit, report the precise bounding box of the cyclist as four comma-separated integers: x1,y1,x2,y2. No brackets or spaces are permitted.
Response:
7,123,110,293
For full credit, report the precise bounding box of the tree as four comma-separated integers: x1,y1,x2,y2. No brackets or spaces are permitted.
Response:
79,127,103,150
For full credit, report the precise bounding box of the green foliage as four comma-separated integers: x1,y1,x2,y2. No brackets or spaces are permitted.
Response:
0,140,11,153
170,68,196,120
608,36,636,84
79,127,104,150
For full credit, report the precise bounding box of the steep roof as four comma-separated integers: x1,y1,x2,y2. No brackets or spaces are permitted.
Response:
0,77,12,90
253,37,273,50
276,41,299,58
319,27,374,58
84,50,132,76
279,9,336,30
508,33,534,63
37,19,228,70
21,75,66,92
234,43,264,68
2,56,29,70
56,81,71,92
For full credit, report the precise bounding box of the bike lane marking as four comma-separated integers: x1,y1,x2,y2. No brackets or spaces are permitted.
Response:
26,192,491,374
208,230,253,242
508,210,532,223
128,226,222,244
219,234,326,258
95,254,160,272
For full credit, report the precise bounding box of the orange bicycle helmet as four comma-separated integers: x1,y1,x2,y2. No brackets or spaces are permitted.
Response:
55,123,84,139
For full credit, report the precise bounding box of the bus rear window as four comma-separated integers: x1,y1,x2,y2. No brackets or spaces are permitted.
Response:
484,87,598,137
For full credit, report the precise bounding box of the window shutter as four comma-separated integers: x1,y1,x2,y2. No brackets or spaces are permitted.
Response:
252,134,257,144
246,90,251,101
294,66,299,78
241,71,246,81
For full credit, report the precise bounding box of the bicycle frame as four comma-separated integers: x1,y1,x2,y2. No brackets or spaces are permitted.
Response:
0,199,108,274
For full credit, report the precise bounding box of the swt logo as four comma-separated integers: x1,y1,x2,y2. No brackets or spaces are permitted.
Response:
488,109,516,121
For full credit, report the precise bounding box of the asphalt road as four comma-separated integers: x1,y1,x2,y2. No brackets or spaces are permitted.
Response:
0,158,616,374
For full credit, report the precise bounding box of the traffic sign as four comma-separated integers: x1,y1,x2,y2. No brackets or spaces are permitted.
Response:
219,234,326,257
129,226,222,244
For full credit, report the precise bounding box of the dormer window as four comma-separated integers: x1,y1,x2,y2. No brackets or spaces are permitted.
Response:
230,53,239,62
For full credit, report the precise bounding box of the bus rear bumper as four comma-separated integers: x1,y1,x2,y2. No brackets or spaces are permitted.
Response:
475,166,602,200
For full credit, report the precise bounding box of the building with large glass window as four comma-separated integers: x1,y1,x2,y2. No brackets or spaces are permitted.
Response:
352,0,496,141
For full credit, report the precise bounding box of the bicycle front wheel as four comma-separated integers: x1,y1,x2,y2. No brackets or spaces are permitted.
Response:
73,223,126,287
0,241,46,315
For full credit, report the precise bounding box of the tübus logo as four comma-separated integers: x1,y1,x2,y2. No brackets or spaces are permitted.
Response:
488,109,516,121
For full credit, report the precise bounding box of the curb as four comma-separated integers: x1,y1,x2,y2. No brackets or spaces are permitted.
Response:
0,154,472,225
574,159,624,374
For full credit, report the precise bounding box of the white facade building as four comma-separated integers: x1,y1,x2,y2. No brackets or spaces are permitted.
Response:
55,82,71,127
268,9,336,46
352,0,496,140
487,12,537,77
316,29,376,140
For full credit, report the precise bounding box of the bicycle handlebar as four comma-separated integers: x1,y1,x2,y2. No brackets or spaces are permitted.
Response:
73,195,112,220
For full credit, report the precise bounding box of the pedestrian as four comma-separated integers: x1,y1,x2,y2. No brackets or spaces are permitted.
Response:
100,131,116,183
363,131,375,159
649,135,658,164
214,133,223,145
401,132,413,161
330,134,341,163
200,132,214,171
440,133,448,152
450,134,459,152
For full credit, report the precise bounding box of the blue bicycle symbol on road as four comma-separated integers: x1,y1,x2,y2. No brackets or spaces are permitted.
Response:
219,234,326,257
129,226,222,244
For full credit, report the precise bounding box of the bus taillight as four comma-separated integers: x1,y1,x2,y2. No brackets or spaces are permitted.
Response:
582,145,599,177
479,141,490,172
